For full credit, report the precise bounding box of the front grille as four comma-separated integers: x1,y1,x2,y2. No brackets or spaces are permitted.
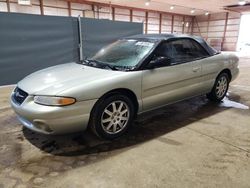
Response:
12,87,28,105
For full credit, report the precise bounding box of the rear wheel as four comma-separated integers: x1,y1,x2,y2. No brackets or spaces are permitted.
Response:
207,73,229,102
90,94,135,140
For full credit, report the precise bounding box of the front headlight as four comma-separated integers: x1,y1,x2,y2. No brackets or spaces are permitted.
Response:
34,96,76,106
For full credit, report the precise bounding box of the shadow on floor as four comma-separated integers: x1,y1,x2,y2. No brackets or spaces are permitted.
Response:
23,93,245,158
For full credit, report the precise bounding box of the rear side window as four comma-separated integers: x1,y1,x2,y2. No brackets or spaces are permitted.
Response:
154,38,209,65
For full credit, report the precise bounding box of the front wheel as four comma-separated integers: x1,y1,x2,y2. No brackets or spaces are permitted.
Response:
89,94,135,140
207,73,229,102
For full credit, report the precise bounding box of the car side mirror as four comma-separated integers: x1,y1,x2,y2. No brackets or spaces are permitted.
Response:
147,56,171,69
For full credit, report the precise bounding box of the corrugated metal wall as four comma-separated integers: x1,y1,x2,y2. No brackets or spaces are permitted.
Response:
193,12,241,51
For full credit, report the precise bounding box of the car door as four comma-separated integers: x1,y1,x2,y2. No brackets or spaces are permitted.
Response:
141,38,210,111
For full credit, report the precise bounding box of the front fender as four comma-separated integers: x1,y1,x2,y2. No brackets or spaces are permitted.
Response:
58,71,143,103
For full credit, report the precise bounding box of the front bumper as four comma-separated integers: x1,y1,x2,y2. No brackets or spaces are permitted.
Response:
10,93,97,135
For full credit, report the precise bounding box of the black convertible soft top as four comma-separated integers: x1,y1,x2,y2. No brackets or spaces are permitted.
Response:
124,34,218,56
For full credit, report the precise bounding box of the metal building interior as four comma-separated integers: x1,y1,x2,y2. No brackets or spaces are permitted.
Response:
0,0,250,187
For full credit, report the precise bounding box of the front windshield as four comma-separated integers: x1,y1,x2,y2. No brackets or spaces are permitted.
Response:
90,39,155,68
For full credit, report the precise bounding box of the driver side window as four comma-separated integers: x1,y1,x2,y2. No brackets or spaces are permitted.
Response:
151,39,209,68
151,42,175,67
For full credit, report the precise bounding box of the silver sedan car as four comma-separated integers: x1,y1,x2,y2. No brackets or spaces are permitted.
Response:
10,34,239,139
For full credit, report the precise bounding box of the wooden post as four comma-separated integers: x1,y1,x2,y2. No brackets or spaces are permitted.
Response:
145,11,148,34
182,16,185,34
6,0,10,12
206,14,211,40
91,4,95,18
68,1,71,17
112,7,115,20
130,9,133,22
39,0,44,15
222,12,229,50
159,13,162,34
191,17,195,35
171,15,174,33
97,5,99,19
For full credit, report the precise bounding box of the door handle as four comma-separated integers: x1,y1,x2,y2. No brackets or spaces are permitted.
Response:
192,67,200,72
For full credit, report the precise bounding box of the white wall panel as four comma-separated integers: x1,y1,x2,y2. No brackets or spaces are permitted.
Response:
228,12,241,19
225,31,239,37
115,14,130,22
43,0,67,8
148,17,159,24
0,2,8,12
195,21,208,27
133,10,145,16
207,31,224,38
133,15,145,23
148,12,159,18
209,20,225,26
174,15,183,21
71,3,91,10
162,19,172,26
224,37,238,43
10,3,40,14
99,12,111,20
148,24,159,31
44,7,68,16
71,10,82,17
227,19,241,25
208,26,225,32
226,25,240,31
148,30,158,34
161,25,171,33
115,8,129,15
84,10,94,18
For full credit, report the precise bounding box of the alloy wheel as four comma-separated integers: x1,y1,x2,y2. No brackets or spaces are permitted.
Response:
215,76,228,98
101,100,130,134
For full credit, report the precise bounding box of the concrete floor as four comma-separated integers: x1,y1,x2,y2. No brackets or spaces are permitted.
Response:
0,56,250,188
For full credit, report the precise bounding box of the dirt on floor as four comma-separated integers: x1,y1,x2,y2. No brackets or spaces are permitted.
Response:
0,56,250,188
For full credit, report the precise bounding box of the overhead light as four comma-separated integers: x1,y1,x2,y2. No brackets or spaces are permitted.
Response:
145,0,150,6
18,0,31,5
170,6,174,10
190,9,195,14
238,0,246,5
205,11,210,16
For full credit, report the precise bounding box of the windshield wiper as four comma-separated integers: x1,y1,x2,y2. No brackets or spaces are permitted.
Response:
80,59,90,65
80,59,100,68
102,63,119,71
86,59,119,71
81,59,133,71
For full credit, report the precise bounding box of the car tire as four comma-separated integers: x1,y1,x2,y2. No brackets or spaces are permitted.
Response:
89,94,135,140
207,72,229,102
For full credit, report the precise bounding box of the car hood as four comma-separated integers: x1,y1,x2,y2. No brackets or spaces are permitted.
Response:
18,63,122,95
